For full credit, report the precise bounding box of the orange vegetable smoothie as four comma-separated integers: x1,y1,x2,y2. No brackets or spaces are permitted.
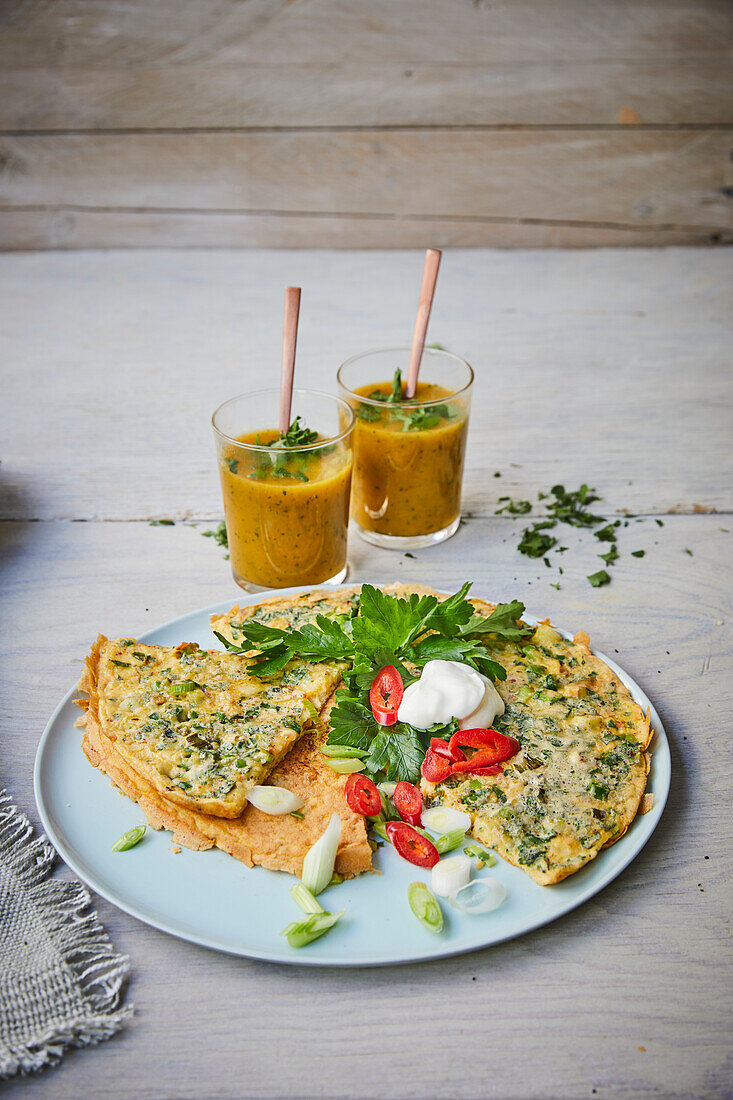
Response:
350,381,468,537
218,430,352,588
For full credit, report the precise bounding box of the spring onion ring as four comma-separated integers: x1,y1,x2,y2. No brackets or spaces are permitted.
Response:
245,786,305,815
431,854,472,898
407,881,444,933
449,878,507,914
422,806,472,834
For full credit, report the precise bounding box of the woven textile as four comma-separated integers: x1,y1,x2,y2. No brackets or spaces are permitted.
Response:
0,790,132,1078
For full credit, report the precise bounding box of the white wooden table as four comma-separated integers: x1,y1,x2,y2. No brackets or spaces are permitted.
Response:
2,249,731,1100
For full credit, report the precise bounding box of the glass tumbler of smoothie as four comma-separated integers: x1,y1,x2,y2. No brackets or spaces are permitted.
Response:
337,346,473,549
212,389,354,590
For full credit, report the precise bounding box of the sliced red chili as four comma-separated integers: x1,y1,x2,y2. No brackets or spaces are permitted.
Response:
429,736,466,763
465,763,503,777
369,665,404,727
420,747,452,784
344,772,382,817
385,821,439,869
448,727,520,775
392,780,423,826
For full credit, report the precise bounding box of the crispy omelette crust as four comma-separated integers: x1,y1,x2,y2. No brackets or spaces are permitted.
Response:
420,601,652,886
78,635,343,818
79,695,371,877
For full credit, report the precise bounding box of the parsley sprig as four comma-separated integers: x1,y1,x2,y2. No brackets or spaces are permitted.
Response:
252,415,324,482
215,584,529,783
276,416,319,448
361,369,455,432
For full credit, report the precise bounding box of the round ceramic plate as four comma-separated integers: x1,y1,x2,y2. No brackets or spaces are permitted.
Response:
34,586,670,967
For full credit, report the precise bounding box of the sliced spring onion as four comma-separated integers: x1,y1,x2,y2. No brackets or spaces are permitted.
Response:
301,813,342,895
431,854,472,898
407,881,444,933
464,842,497,867
290,883,324,915
434,828,467,855
302,697,325,732
374,791,401,824
246,786,305,815
449,878,506,915
290,810,305,821
318,744,368,758
325,758,365,774
168,680,202,695
112,824,146,851
378,781,398,797
281,910,345,948
422,806,472,835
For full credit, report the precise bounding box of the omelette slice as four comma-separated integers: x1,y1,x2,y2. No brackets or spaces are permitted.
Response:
421,606,652,886
78,635,345,819
80,699,372,877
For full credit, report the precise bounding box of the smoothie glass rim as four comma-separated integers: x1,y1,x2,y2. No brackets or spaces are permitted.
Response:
211,387,355,452
337,346,474,408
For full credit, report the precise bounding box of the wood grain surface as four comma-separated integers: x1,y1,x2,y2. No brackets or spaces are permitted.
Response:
1,0,731,249
0,247,731,1099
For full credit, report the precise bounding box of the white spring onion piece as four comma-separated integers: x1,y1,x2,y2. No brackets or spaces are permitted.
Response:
246,786,305,815
422,805,472,835
449,878,507,915
301,812,342,896
431,854,472,898
377,781,398,797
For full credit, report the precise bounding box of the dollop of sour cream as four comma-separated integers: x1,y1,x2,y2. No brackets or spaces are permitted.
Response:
396,659,505,731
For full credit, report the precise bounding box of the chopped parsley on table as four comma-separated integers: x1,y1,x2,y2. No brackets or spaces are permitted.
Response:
215,583,530,785
202,520,229,559
495,483,660,588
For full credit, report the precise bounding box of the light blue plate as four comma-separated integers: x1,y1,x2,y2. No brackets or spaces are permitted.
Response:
34,586,670,967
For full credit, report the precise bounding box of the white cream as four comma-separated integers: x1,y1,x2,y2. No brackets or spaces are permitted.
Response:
396,659,505,731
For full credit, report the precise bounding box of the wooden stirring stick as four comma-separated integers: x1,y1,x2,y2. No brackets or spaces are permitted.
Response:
405,248,441,399
279,286,301,435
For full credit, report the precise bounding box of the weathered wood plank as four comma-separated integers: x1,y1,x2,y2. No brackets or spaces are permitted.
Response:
0,131,730,230
3,60,732,129
2,0,731,67
1,249,731,520
2,208,730,251
1,513,731,1100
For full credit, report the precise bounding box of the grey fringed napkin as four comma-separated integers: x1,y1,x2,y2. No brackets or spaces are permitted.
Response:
0,790,132,1078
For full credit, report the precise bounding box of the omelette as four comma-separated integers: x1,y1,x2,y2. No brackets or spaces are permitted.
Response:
78,634,345,818
77,584,651,888
421,605,652,886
